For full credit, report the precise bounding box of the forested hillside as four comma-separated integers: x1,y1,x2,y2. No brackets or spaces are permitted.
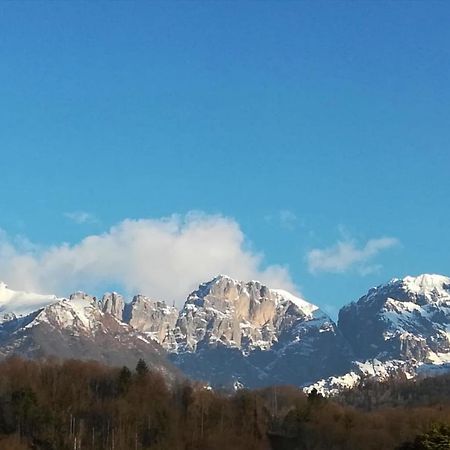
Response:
0,358,449,449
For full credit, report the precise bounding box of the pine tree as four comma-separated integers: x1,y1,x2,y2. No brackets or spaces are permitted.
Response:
135,358,149,377
118,366,132,394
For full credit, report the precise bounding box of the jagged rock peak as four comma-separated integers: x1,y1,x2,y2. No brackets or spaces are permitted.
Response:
172,275,352,388
189,274,316,316
69,291,96,303
101,292,125,319
128,294,178,316
175,275,330,354
123,294,178,345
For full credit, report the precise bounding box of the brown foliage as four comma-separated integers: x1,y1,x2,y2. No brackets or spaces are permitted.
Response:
0,358,448,449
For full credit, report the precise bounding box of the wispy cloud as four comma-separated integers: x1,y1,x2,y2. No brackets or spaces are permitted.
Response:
278,210,298,231
307,236,399,275
265,209,299,231
0,213,297,305
64,211,98,225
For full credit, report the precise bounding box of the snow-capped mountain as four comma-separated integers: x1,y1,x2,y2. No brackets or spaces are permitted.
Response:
167,275,353,388
0,284,178,378
2,274,450,394
306,274,450,395
339,274,450,364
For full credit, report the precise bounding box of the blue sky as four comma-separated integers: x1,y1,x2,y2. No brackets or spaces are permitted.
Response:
0,2,449,315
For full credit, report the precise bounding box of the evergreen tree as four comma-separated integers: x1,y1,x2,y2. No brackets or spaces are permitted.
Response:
117,366,132,393
135,358,149,377
397,424,450,449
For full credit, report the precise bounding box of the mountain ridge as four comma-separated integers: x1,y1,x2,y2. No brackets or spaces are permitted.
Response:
1,273,450,393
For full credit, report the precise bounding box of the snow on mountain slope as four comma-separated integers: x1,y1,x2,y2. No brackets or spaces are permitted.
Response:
0,285,179,378
27,292,106,334
339,274,450,364
173,275,327,352
304,359,418,396
272,288,319,316
2,273,450,393
401,274,450,303
312,274,450,396
169,275,353,388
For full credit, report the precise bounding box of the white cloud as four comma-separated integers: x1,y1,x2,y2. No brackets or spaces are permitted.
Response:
0,213,296,306
265,209,299,231
64,211,98,225
307,237,399,275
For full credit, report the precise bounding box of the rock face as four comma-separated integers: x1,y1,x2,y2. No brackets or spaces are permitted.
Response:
100,292,125,319
123,295,178,347
0,285,179,380
303,274,450,396
338,274,450,364
2,274,450,393
168,275,353,388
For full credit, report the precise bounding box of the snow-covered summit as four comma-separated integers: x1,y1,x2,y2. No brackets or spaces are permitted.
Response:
3,273,450,393
175,275,327,351
396,274,450,303
0,284,116,334
272,288,319,316
356,274,450,308
0,283,178,377
30,296,101,333
377,274,450,305
339,273,450,366
186,274,318,317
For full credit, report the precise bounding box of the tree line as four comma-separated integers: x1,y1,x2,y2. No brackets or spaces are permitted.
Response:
0,357,448,449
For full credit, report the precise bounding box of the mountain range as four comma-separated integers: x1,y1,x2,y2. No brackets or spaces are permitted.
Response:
1,274,450,394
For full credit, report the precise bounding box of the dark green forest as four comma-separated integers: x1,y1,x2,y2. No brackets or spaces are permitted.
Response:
0,358,449,450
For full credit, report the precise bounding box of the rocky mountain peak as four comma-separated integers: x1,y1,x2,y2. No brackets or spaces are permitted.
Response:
338,273,450,364
2,273,450,392
69,291,96,303
0,284,179,378
176,276,306,351
360,274,450,308
399,274,450,304
184,275,316,325
100,292,125,319
123,295,178,347
171,275,352,387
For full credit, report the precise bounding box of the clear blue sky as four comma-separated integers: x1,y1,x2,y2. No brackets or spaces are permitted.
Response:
0,2,449,315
